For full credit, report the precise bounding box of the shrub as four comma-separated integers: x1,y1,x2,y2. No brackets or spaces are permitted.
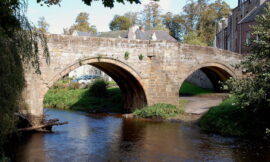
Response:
88,79,108,97
199,96,248,136
124,51,129,60
133,104,183,119
67,82,80,90
138,54,144,60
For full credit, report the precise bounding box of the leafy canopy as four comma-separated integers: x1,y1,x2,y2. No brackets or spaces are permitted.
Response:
110,15,132,31
64,12,97,34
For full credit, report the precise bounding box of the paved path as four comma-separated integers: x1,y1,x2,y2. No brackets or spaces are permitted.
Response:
182,95,224,115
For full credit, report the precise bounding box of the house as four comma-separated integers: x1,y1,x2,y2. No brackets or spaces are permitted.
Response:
216,0,269,54
97,25,177,42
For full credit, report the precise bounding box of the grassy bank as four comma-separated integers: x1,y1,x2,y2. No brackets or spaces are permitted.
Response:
133,100,188,119
44,87,123,113
179,82,213,96
199,96,270,137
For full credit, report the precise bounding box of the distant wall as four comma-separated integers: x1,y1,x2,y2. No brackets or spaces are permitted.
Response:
186,69,214,90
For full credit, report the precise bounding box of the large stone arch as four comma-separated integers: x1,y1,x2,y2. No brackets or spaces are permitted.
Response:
46,57,148,112
179,62,237,92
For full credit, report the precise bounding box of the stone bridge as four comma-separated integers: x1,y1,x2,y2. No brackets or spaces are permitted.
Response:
21,34,242,123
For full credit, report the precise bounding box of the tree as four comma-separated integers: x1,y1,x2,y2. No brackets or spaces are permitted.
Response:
197,0,231,45
140,1,165,30
37,16,49,33
226,2,270,113
183,31,207,46
67,12,97,34
180,0,230,46
109,15,132,31
162,12,185,41
124,12,139,26
0,0,49,158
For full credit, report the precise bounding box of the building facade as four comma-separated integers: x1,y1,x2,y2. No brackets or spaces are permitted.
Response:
216,0,268,54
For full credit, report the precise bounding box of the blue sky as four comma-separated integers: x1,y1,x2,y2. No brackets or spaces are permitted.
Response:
27,0,238,34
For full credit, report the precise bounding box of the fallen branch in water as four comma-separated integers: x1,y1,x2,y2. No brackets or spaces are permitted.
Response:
18,121,68,132
15,112,68,132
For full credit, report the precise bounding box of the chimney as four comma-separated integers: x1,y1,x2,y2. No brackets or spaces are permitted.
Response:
128,25,139,40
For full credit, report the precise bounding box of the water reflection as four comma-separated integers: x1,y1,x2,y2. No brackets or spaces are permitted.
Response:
10,109,270,162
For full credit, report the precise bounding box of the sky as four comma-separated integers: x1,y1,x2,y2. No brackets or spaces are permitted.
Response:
27,0,238,34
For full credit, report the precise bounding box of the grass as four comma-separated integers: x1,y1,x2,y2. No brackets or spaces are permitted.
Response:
179,81,213,96
44,87,124,113
199,96,270,137
133,103,184,119
199,96,246,136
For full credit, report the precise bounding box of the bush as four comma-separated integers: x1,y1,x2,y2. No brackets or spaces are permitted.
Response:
88,79,108,98
67,82,80,90
133,104,183,119
179,81,213,96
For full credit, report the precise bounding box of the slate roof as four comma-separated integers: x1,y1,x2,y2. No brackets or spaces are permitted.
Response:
96,30,128,38
73,31,94,37
135,30,177,42
239,0,270,24
73,27,177,42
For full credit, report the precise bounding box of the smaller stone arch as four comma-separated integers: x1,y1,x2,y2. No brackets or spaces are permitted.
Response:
179,62,237,92
46,57,148,112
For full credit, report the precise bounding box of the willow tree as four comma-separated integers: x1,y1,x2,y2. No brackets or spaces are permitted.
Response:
0,0,49,157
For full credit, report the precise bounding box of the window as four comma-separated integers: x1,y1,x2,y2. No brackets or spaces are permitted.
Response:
246,32,251,45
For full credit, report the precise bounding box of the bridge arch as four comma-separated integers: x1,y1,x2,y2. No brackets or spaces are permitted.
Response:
47,57,148,111
179,62,237,93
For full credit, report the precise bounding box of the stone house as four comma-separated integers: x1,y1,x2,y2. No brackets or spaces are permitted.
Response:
216,0,269,54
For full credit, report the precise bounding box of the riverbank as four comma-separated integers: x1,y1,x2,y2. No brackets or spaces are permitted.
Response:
44,86,123,113
199,96,270,138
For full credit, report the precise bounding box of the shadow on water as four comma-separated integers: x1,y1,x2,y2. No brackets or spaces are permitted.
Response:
8,109,270,162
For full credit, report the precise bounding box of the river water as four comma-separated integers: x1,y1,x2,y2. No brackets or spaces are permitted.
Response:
9,109,270,162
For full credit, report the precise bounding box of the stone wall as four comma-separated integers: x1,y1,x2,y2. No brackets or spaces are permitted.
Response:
22,34,242,125
186,69,214,90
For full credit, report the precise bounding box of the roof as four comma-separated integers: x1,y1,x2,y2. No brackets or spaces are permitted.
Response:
239,0,270,24
72,30,94,37
135,30,177,42
71,26,177,42
96,30,128,38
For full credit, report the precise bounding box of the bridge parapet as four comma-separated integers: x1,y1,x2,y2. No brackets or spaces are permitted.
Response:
21,34,243,125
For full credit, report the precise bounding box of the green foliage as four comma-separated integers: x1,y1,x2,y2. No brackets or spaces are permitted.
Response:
200,96,270,137
162,12,185,41
109,15,132,31
200,97,247,136
65,12,97,34
179,81,213,96
178,0,230,44
88,79,108,98
44,87,123,113
225,3,270,112
140,1,167,30
124,51,129,60
138,54,144,60
107,81,118,88
37,16,49,33
0,0,49,155
183,31,208,46
133,104,183,119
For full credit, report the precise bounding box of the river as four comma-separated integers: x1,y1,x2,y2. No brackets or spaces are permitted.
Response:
8,109,270,162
